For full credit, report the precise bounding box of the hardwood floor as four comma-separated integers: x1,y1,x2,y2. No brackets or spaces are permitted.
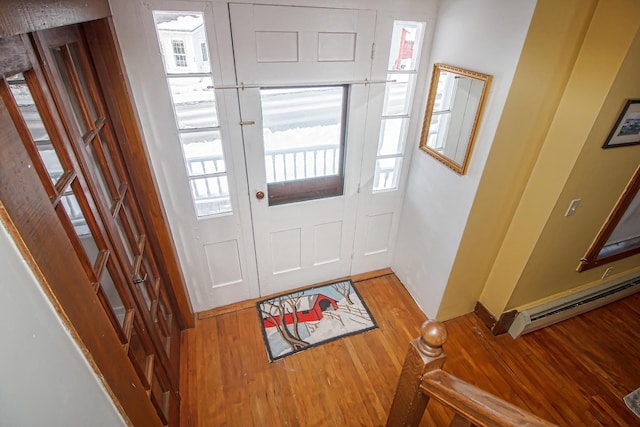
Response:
180,272,640,426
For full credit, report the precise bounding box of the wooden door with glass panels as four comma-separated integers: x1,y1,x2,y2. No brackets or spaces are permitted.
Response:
0,28,180,425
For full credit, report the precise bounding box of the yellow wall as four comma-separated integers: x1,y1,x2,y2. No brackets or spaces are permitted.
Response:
507,25,640,309
437,0,640,319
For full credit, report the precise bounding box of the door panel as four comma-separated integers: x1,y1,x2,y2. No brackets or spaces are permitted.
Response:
0,33,167,426
231,4,376,295
31,25,180,424
230,4,374,84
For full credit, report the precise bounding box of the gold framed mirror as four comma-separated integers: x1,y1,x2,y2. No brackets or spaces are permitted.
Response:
419,64,492,174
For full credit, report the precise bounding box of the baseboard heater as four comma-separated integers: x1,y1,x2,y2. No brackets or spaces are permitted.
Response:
508,272,640,338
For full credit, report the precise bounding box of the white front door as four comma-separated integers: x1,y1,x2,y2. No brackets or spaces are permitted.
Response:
114,1,429,311
229,4,376,295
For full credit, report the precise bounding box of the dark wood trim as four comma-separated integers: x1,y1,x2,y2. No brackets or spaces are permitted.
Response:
0,0,110,37
492,309,518,335
578,165,640,271
82,18,195,329
0,102,161,426
474,301,518,336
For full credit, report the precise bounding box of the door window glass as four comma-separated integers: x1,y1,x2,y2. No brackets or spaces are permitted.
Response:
260,85,347,205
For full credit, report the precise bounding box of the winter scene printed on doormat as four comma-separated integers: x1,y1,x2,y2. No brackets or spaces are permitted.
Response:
257,280,378,362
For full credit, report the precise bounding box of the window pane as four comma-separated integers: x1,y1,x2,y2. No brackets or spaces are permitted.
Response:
373,157,403,192
388,21,424,71
60,188,90,236
100,261,128,329
51,47,90,136
168,77,218,129
68,44,98,123
190,176,231,217
179,130,226,176
383,74,415,116
153,11,211,74
86,136,115,206
378,118,408,156
153,9,231,217
7,74,65,184
261,86,345,184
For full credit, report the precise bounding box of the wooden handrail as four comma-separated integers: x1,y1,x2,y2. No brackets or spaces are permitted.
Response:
421,369,556,426
386,319,558,427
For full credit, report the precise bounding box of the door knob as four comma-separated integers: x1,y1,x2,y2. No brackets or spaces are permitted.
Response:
256,191,265,200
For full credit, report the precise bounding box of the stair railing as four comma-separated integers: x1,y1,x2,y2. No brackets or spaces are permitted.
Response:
386,320,557,427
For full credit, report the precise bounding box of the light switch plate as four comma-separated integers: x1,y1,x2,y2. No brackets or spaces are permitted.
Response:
565,199,581,216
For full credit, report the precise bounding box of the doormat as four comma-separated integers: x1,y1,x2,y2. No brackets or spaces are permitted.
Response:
257,279,377,362
625,387,640,418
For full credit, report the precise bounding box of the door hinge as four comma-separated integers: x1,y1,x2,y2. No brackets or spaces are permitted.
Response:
371,43,376,60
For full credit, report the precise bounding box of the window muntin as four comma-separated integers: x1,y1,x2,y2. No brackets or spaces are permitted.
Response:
260,86,347,205
374,21,425,193
153,11,231,217
172,40,187,67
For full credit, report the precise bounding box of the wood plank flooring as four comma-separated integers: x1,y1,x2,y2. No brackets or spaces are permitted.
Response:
180,272,640,426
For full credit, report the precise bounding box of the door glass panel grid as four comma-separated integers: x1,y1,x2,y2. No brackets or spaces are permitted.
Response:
128,317,153,390
157,290,173,354
373,21,425,193
96,277,130,343
97,126,125,204
67,42,99,122
85,131,120,206
1,72,71,193
150,366,170,425
152,10,232,218
48,36,129,216
114,207,139,270
136,258,157,313
51,46,92,137
122,190,144,249
56,180,140,339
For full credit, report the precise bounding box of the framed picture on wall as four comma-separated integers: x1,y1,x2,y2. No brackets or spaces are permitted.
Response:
603,99,640,148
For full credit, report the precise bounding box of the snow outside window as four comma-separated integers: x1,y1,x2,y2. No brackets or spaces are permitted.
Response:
153,11,231,217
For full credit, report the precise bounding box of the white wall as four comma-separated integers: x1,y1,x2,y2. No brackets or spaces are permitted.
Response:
0,224,126,426
392,0,537,318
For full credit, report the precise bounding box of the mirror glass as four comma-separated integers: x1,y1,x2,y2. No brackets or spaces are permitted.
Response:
419,64,491,174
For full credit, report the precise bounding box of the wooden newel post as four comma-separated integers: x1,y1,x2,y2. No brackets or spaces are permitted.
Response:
386,319,448,427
